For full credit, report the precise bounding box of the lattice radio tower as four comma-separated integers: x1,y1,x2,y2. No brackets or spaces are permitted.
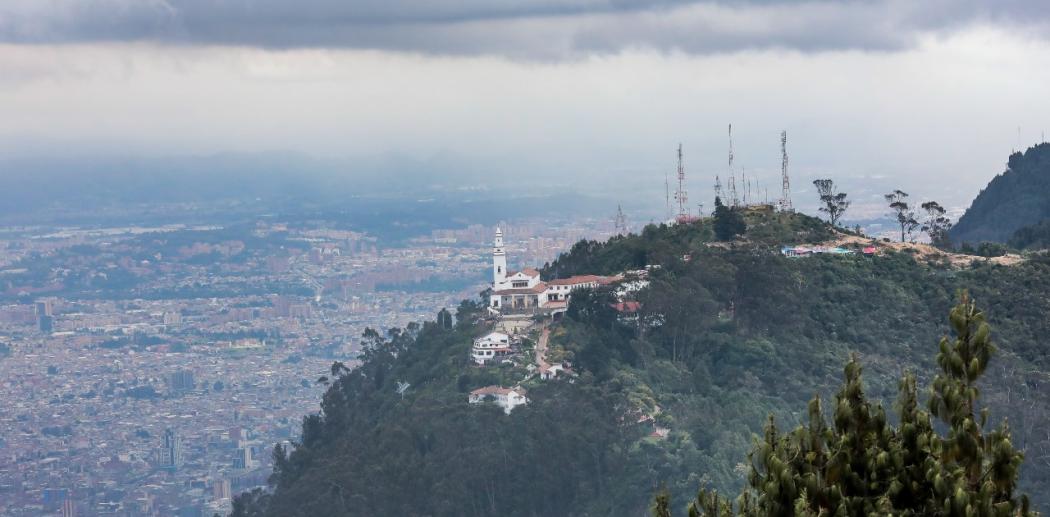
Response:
728,175,739,207
727,125,741,206
715,124,731,203
779,130,793,212
674,144,688,219
664,168,671,221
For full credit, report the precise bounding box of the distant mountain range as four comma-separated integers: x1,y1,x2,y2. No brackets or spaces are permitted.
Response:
950,143,1050,245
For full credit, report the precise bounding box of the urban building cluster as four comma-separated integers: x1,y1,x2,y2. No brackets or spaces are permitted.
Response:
0,214,621,516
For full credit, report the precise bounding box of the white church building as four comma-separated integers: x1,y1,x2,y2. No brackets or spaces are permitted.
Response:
489,226,619,313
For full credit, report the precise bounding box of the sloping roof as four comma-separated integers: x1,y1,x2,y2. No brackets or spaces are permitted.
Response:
549,275,602,286
493,282,548,295
610,301,642,313
548,274,622,286
505,268,541,279
470,385,526,396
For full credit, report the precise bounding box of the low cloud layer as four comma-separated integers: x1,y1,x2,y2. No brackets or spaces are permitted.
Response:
2,0,1049,58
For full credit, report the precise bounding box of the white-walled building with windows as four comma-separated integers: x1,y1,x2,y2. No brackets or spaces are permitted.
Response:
488,226,619,314
468,385,528,414
471,331,513,365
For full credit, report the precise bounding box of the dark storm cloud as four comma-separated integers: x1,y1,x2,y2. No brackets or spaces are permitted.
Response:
1,0,1049,57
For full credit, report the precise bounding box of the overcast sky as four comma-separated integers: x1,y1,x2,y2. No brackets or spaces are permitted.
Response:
2,0,1050,212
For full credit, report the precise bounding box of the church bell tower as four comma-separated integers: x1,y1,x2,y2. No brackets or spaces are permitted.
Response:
493,226,507,286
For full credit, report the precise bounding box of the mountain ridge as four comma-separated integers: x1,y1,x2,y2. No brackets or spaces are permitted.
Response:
951,142,1050,245
234,212,1050,516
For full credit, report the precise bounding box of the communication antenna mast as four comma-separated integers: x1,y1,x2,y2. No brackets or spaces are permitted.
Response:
664,168,671,221
716,123,732,204
742,168,749,206
728,124,735,170
613,204,628,235
728,175,739,207
779,130,793,212
674,144,688,219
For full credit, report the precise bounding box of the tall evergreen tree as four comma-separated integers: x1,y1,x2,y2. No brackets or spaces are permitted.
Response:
662,292,1036,517
713,197,746,241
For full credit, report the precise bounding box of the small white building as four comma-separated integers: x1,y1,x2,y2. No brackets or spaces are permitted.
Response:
538,363,576,380
468,386,528,414
471,331,513,365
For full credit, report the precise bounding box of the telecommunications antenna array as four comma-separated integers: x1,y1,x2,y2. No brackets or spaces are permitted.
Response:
779,130,793,212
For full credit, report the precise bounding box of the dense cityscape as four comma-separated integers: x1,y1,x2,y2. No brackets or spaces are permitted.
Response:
0,209,620,516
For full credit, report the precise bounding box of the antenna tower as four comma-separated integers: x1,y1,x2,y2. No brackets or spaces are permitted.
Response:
728,176,739,207
779,130,793,212
716,123,732,203
742,168,749,205
674,144,688,218
728,124,735,170
664,168,671,221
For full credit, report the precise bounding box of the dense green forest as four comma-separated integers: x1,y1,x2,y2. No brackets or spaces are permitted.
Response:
951,142,1050,244
233,212,1049,516
1009,219,1050,250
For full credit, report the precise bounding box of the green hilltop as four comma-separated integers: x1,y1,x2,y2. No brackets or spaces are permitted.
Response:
952,142,1050,246
233,211,1049,516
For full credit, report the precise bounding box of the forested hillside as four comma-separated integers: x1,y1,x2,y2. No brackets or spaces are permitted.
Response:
951,143,1050,245
234,213,1050,516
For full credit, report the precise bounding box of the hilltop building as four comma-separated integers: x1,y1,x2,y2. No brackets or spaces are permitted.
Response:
468,386,528,414
488,226,619,314
471,331,513,365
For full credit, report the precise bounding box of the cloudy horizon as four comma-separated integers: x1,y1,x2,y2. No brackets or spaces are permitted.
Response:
2,1,1050,211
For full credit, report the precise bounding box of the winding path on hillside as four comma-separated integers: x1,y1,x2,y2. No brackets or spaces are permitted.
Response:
535,326,550,371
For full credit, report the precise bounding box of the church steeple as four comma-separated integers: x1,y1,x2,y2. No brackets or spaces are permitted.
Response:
493,225,507,285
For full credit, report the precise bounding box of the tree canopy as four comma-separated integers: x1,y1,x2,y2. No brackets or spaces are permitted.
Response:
713,197,747,241
812,179,850,227
233,213,1050,517
952,143,1050,245
655,293,1034,516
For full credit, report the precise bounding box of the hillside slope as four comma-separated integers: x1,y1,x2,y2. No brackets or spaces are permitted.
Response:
234,213,1050,516
951,143,1050,244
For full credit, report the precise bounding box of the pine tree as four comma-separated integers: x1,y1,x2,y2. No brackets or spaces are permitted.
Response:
663,292,1037,517
713,197,746,241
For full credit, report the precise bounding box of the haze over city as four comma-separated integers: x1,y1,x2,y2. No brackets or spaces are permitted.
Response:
4,1,1050,212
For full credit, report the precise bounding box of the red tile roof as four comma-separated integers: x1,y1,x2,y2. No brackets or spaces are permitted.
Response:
548,275,605,286
611,301,642,313
493,282,548,295
470,385,526,396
